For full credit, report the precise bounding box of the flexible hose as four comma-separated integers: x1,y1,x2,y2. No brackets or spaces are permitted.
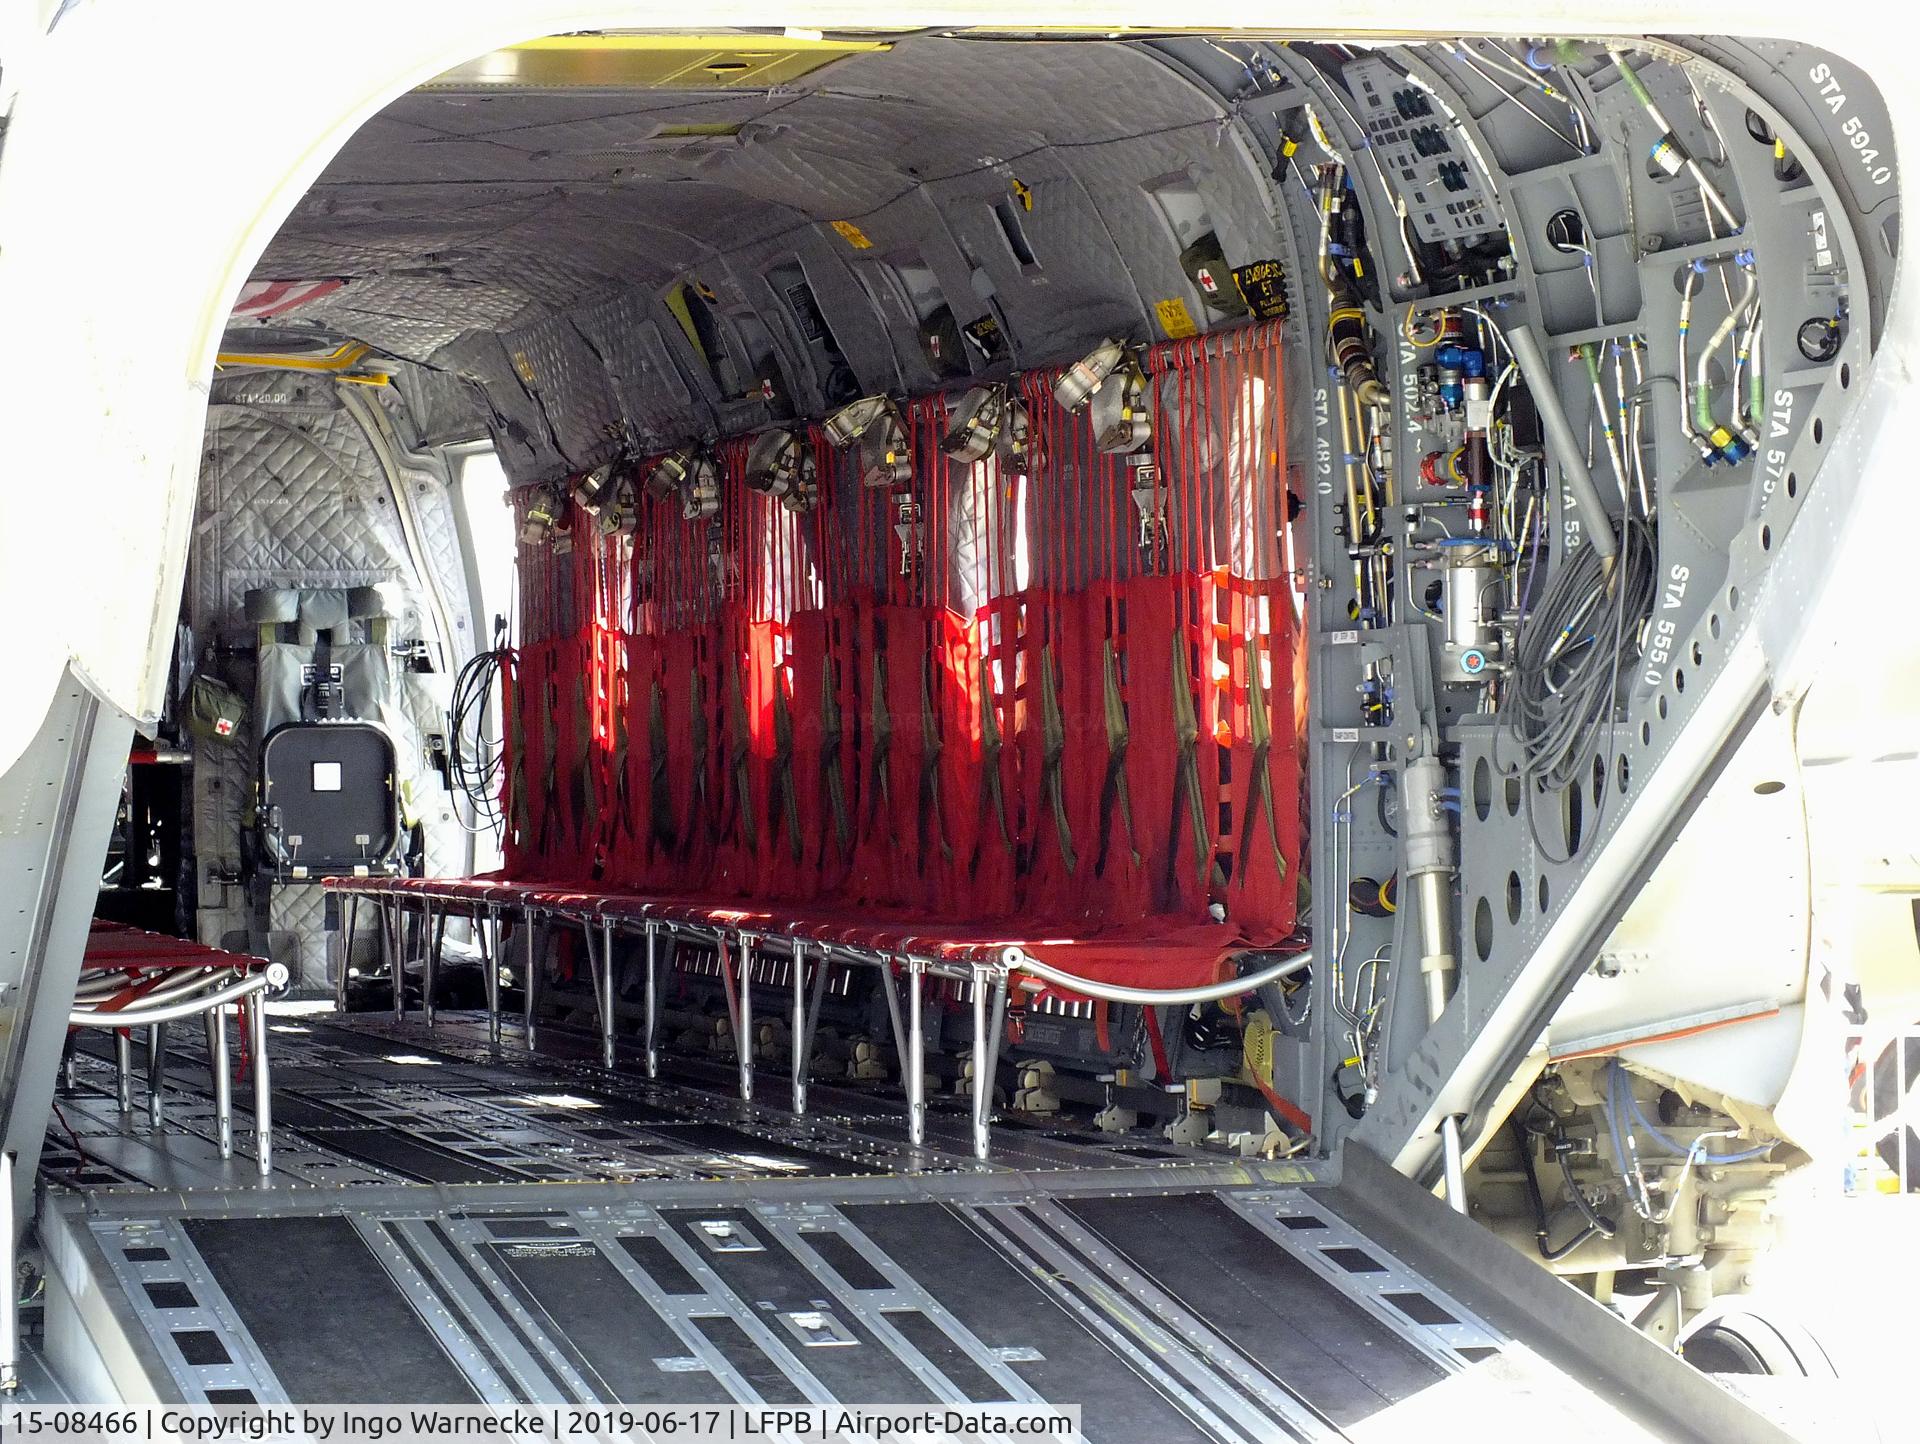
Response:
1004,947,1311,1005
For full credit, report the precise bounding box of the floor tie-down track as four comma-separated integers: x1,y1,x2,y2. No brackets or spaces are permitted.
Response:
36,1015,1785,1441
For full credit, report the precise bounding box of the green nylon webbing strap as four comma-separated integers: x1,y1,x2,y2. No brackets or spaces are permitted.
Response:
725,655,757,853
864,649,893,836
917,648,952,868
573,669,598,846
1168,630,1218,889
970,654,1010,878
539,674,561,855
1039,642,1077,875
819,656,852,859
648,676,676,854
679,664,712,859
611,686,631,844
1237,629,1286,881
772,676,802,864
1093,637,1140,876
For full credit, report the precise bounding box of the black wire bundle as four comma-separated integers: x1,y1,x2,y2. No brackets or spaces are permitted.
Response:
449,646,514,835
1506,517,1657,850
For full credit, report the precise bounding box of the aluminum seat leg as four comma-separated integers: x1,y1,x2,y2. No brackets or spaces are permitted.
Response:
523,907,539,1051
146,1024,167,1129
205,1006,232,1160
643,923,660,1079
905,962,925,1150
338,895,359,1014
115,1030,132,1114
482,906,500,1045
249,998,272,1177
423,901,441,1028
970,972,1010,1162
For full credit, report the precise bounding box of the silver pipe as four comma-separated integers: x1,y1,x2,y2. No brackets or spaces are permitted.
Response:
522,907,538,1051
599,919,616,1070
643,922,660,1078
75,965,225,1005
205,1006,232,1160
423,901,439,1029
737,933,755,1104
115,1030,132,1113
791,941,808,1116
1441,1114,1470,1215
338,895,358,1014
1506,324,1619,563
71,971,274,1029
388,899,404,1023
1004,948,1311,1006
483,906,500,1045
249,994,272,1177
906,960,925,1150
146,1026,166,1128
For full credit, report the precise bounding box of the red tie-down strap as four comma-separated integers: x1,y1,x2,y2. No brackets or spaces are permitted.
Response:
707,618,754,897
654,629,709,891
958,592,1023,920
610,632,662,889
846,601,940,911
1215,573,1300,937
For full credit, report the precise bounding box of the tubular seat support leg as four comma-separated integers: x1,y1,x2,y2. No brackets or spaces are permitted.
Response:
338,894,359,1014
522,906,539,1051
205,1005,232,1160
248,998,272,1176
146,1024,167,1128
643,922,660,1079
482,906,500,1045
970,970,1010,1162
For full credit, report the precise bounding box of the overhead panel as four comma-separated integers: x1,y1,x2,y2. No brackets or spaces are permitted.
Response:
424,33,890,92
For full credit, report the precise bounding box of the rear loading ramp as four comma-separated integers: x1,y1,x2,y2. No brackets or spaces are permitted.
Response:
41,1161,1790,1441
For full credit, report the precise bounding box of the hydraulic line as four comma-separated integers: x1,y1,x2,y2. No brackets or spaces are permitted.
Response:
1579,343,1629,503
1693,256,1758,459
1608,49,1741,234
1505,325,1619,566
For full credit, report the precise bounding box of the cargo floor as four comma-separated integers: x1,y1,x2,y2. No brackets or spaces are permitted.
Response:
31,1012,1724,1439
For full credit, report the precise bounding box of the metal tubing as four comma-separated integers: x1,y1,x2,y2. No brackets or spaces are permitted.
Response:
906,960,925,1150
1505,323,1618,562
970,977,989,1161
1441,1114,1469,1215
482,906,501,1045
643,922,660,1078
204,1006,232,1160
114,1030,132,1113
1006,947,1312,1006
790,941,808,1116
338,894,358,1014
522,907,538,1051
249,998,272,1176
71,972,272,1030
146,1025,166,1128
423,901,441,1028
599,919,616,1070
389,899,405,1022
970,971,1011,1161
737,934,755,1103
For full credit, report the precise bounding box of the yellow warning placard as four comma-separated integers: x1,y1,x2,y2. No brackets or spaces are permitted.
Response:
1155,297,1199,339
830,220,873,249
